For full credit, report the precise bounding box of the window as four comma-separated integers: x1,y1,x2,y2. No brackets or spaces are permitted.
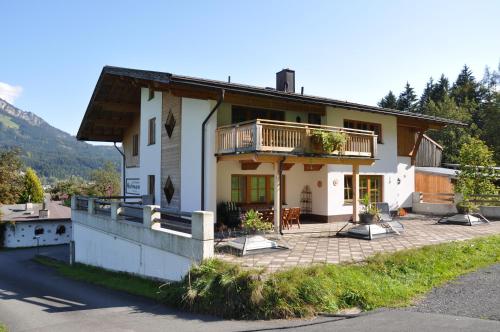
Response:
231,175,246,203
344,119,382,143
232,106,284,124
344,175,383,204
56,225,66,235
308,113,322,125
34,226,44,236
132,134,139,156
148,118,156,145
230,175,285,204
148,175,155,204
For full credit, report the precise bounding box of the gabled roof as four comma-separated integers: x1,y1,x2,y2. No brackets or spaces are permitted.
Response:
77,66,465,142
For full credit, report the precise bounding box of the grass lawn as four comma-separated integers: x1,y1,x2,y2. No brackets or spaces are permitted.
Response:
33,256,163,301
35,235,500,319
0,322,8,332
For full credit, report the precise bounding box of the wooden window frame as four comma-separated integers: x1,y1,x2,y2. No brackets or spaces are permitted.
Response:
344,119,383,143
344,174,383,204
148,118,156,145
132,134,139,156
230,174,286,205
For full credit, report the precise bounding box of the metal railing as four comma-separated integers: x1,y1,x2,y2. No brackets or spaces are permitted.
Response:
118,202,144,222
153,207,192,234
94,199,112,216
75,196,89,211
216,119,377,158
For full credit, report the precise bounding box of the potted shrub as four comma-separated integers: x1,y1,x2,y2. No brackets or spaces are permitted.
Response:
242,209,273,234
456,200,478,215
310,130,347,154
358,194,379,224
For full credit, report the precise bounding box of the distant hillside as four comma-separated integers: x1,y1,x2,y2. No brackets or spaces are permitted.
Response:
0,98,120,182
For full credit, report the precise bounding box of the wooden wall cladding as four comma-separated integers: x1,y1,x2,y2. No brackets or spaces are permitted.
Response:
415,172,454,194
397,125,418,157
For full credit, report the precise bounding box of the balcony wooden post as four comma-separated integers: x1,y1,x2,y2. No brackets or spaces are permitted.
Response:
352,164,360,222
273,161,281,233
371,135,377,158
232,126,237,153
255,121,262,151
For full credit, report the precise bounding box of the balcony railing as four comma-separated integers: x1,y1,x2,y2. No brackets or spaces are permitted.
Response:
216,119,377,158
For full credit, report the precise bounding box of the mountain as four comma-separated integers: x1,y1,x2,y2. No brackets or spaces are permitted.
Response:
0,98,121,182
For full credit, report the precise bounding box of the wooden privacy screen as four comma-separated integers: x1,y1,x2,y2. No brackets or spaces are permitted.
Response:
415,172,454,194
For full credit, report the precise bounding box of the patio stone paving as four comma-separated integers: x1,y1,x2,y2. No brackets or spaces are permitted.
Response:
215,215,500,272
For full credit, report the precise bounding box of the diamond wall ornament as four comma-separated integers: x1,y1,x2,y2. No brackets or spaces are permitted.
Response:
164,109,176,138
164,176,175,204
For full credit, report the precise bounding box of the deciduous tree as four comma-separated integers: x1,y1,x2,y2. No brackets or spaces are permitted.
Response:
0,148,23,204
455,137,497,200
19,167,44,203
88,161,121,197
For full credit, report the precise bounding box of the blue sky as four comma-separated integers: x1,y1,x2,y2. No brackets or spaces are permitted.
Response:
1,0,499,137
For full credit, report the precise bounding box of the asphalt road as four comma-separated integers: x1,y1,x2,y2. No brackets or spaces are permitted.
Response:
0,245,499,332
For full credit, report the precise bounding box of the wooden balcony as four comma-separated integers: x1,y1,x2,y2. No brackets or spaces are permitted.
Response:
216,119,377,159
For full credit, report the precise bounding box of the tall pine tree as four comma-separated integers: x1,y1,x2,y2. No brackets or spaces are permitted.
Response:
419,77,434,112
378,90,398,109
396,82,418,112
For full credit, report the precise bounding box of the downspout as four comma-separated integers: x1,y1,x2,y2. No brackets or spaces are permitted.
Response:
201,89,225,210
114,142,126,200
279,157,286,235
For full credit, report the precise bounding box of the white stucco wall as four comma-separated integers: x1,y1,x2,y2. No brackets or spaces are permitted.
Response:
180,98,212,212
397,156,415,208
324,107,414,214
3,220,72,248
139,88,162,202
73,223,191,281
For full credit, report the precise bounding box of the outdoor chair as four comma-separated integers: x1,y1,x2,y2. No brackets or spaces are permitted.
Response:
376,202,404,233
260,209,274,224
288,207,301,228
281,208,291,230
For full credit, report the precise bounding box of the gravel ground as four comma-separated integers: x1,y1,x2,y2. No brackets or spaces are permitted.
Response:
408,263,500,321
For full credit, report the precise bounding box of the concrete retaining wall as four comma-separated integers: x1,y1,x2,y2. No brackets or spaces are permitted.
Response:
480,206,500,220
71,197,214,281
412,192,500,219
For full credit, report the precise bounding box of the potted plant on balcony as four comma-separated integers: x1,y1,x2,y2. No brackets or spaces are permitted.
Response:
309,130,347,155
358,194,380,224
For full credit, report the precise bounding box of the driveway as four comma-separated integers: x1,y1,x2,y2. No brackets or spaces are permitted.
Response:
0,245,499,332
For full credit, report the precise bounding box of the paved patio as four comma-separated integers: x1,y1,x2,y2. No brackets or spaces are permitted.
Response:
215,215,500,272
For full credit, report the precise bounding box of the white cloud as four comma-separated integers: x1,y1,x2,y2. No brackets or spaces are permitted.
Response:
0,82,23,104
